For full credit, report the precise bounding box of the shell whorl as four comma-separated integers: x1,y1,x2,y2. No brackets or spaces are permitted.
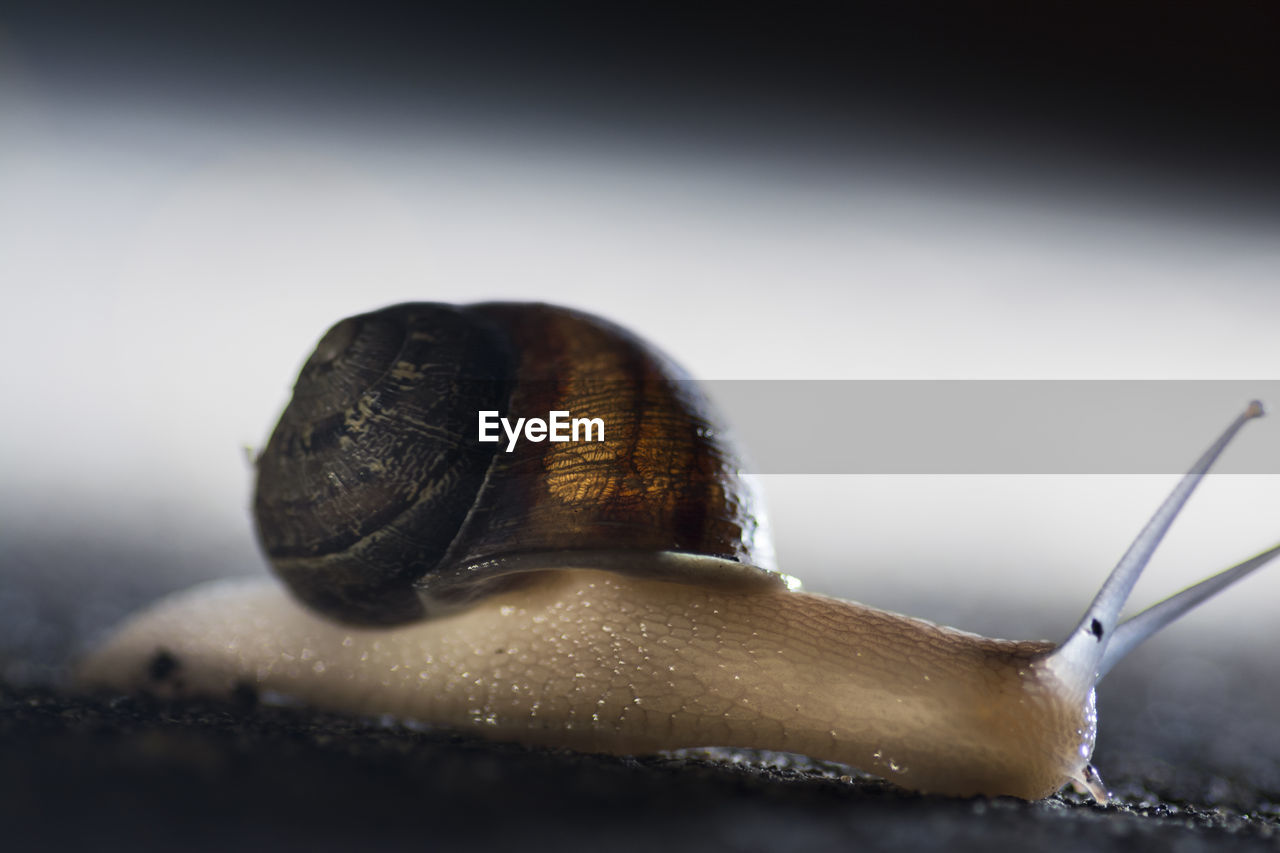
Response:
254,302,777,625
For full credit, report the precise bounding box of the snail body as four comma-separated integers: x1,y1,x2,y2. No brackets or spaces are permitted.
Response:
81,302,1274,802
84,569,1086,799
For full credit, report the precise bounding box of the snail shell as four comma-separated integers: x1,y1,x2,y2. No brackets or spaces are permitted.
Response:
255,302,781,625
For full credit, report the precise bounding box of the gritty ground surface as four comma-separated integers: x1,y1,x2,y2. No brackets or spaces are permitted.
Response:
3,679,1279,853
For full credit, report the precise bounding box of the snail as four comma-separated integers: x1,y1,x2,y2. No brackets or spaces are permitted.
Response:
80,301,1277,802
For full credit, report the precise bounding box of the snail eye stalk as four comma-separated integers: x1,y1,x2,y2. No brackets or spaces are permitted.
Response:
1044,401,1267,694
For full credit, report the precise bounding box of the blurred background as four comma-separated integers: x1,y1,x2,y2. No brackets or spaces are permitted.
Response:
2,0,1278,686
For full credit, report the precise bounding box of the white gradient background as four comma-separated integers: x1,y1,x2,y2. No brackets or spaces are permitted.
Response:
2,63,1277,652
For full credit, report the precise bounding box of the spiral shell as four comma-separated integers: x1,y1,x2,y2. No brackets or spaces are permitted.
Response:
254,302,779,625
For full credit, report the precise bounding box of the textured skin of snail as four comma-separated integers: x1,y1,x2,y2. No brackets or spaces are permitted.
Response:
82,571,1093,800
79,302,1100,801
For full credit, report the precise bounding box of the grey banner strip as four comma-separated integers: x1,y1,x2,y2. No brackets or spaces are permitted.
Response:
698,380,1280,474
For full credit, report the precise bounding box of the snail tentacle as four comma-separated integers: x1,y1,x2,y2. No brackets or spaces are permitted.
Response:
1043,401,1265,696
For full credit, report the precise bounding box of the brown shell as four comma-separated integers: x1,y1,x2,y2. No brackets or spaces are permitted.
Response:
254,302,778,625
